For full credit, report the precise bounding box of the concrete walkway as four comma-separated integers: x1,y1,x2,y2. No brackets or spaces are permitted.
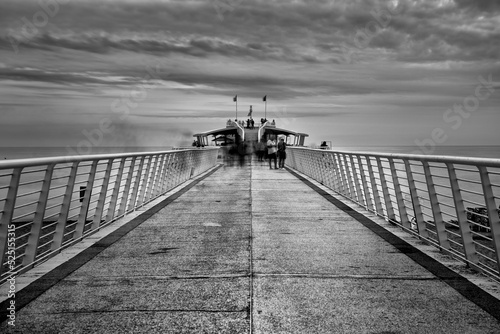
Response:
2,161,500,333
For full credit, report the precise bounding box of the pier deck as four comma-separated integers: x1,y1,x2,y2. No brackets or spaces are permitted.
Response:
2,162,500,333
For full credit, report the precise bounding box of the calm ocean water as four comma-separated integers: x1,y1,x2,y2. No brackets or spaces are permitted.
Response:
0,145,499,160
0,146,174,160
330,145,500,159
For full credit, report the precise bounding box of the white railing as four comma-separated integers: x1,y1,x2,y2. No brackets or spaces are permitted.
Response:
258,121,268,141
287,147,500,280
232,120,245,141
0,148,219,284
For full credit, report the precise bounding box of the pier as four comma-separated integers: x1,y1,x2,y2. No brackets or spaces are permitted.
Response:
1,147,500,332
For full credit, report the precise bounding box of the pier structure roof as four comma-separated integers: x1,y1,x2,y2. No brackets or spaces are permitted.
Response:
263,126,309,138
193,127,237,138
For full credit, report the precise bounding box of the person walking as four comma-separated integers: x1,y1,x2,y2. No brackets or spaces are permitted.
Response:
256,140,266,162
277,137,287,169
267,134,278,169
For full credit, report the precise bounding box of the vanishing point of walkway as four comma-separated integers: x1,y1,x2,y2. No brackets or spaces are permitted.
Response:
2,162,500,333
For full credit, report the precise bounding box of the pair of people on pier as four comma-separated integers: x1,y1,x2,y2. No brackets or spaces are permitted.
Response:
267,135,286,169
246,118,255,129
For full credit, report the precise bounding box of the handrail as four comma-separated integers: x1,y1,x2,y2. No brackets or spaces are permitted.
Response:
0,148,219,284
310,148,500,167
287,147,500,281
0,149,212,169
232,120,245,141
258,121,268,141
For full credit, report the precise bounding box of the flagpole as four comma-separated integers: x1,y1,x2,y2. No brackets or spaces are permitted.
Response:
262,95,268,121
234,95,238,120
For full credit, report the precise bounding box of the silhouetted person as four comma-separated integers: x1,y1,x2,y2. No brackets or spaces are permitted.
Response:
277,137,287,169
267,134,277,169
237,141,247,167
256,140,266,162
227,143,238,166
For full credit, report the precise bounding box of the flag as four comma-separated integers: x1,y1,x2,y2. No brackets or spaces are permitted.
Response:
263,95,267,102
233,95,237,102
248,106,252,117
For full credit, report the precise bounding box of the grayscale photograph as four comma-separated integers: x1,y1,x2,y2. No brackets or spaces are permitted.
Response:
0,0,500,333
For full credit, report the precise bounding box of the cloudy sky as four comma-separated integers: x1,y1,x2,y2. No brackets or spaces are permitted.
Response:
0,0,499,151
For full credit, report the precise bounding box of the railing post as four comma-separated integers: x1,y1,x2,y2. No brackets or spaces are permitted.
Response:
350,155,364,205
92,159,114,230
294,149,300,171
366,157,384,216
160,154,172,193
405,160,427,236
74,161,98,239
478,166,500,273
137,155,152,207
23,164,55,266
170,154,179,189
0,167,22,274
318,153,325,184
179,152,189,184
318,152,325,184
180,151,188,182
145,155,159,202
326,153,338,192
154,154,167,196
51,162,78,251
307,151,312,177
173,154,181,187
389,159,410,229
357,156,373,211
118,157,136,216
336,153,347,195
166,155,177,191
186,151,193,180
302,151,310,176
376,157,395,221
422,161,450,250
342,154,355,199
447,163,478,266
324,153,335,190
128,156,145,211
105,158,126,222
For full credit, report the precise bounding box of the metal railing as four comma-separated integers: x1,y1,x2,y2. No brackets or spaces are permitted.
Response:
287,147,500,280
0,148,219,284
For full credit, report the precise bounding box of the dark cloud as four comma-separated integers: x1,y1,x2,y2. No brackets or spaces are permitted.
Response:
1,0,498,64
454,0,500,12
1,32,331,64
0,63,378,101
0,67,107,85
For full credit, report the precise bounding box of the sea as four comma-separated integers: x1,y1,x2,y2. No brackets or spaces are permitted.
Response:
0,146,175,160
0,145,499,160
330,145,500,159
